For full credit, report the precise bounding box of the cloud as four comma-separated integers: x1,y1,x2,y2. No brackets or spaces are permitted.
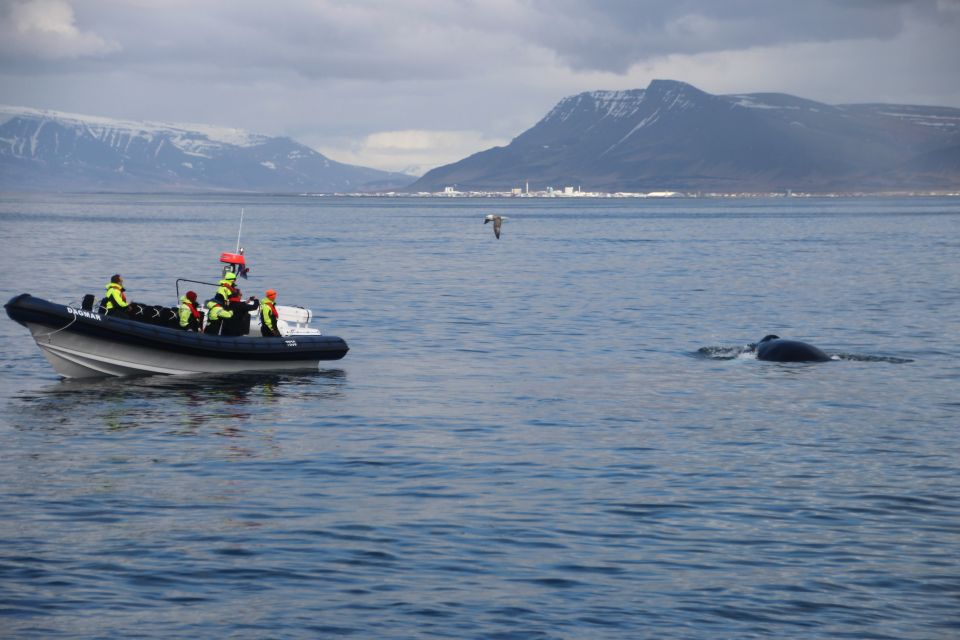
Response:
520,0,913,72
0,0,957,173
615,2,960,107
0,0,119,60
312,129,512,177
2,1,956,78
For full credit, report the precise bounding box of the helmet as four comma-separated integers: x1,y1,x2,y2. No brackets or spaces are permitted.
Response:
265,289,277,300
224,272,237,281
185,290,197,302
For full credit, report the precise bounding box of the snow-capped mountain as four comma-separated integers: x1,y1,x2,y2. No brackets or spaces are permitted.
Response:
0,106,414,192
410,80,960,192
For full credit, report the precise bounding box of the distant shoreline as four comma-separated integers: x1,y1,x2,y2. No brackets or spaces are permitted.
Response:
2,190,959,199
314,190,960,199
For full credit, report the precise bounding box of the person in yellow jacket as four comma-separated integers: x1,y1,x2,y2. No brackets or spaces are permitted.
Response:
204,299,234,335
103,274,130,316
215,271,239,305
259,289,281,337
178,291,202,331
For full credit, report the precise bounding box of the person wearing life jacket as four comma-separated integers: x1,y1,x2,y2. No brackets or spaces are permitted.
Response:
178,290,202,331
215,271,239,305
103,274,130,316
204,299,234,335
259,289,281,337
220,288,258,336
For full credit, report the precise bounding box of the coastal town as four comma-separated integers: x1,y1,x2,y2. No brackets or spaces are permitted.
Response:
321,185,960,198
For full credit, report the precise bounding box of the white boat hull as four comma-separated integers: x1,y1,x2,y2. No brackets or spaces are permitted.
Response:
26,322,328,378
6,294,348,379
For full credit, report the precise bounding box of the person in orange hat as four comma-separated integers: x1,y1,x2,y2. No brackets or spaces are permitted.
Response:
178,290,202,331
259,289,281,337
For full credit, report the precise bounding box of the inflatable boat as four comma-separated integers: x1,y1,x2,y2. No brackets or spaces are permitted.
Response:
5,248,348,379
5,293,349,378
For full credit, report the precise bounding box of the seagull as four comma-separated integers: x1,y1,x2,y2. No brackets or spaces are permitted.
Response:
484,214,508,239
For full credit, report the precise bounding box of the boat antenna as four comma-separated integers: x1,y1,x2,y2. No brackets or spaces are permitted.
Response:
236,208,244,253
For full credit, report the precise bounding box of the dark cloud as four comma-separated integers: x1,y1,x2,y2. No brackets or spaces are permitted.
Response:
522,0,915,72
7,0,945,79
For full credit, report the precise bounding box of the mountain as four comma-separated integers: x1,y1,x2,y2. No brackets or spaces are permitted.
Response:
0,106,414,193
410,80,960,193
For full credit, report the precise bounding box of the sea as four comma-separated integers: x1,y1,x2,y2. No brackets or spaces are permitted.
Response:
1,193,958,639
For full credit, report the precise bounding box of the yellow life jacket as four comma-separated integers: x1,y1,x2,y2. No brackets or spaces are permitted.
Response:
260,298,278,331
178,296,201,329
205,300,234,321
104,282,128,310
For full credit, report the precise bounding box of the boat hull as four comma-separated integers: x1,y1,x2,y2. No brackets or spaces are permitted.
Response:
6,294,349,379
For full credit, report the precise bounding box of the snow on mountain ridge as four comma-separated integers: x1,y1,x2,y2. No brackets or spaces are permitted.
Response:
542,84,709,126
1,105,416,192
412,79,960,193
543,94,587,123
587,90,646,119
727,95,803,111
0,105,267,150
657,88,696,114
543,89,647,124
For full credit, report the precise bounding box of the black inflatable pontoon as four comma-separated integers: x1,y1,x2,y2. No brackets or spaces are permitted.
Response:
6,293,349,378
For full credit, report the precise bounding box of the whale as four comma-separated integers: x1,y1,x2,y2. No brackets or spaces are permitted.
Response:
754,335,831,362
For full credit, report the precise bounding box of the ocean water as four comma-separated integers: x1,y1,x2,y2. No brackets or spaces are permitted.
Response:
1,193,958,639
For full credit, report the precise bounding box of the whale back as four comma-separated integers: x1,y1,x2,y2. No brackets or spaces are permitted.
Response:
756,337,830,362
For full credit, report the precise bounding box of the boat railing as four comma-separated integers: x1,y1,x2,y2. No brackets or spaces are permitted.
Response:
175,278,222,302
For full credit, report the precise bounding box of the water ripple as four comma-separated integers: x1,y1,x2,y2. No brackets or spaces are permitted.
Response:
1,194,959,639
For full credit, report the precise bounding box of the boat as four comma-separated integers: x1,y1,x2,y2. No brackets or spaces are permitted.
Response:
5,251,349,379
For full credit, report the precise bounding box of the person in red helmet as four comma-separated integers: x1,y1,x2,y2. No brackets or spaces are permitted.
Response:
260,289,281,337
178,290,202,331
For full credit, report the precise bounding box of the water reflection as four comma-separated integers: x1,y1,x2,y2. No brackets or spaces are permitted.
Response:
10,369,347,435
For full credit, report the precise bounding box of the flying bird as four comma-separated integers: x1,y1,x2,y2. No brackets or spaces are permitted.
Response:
484,214,508,239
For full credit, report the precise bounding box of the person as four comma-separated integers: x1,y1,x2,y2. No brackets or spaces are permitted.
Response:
220,289,258,336
259,289,281,337
103,274,130,316
178,290,202,331
215,271,239,305
204,298,234,335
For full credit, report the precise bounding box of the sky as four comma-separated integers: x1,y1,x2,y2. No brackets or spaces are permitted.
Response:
1,0,959,175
